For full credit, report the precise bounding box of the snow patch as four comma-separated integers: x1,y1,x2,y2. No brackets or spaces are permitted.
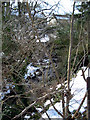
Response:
44,99,53,107
24,115,30,119
36,108,43,112
69,67,88,112
36,35,49,43
42,67,88,118
25,63,40,79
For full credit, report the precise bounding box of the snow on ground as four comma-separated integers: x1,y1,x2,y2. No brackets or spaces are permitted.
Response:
42,102,63,118
24,59,50,79
56,84,61,90
24,63,40,79
24,115,30,120
36,35,49,42
36,108,43,113
44,98,54,107
42,67,88,118
0,83,15,100
69,67,88,112
24,65,88,119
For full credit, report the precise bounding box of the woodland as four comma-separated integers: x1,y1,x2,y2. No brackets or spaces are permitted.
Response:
0,0,90,120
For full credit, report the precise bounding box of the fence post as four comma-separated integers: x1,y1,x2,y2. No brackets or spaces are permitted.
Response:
87,67,90,120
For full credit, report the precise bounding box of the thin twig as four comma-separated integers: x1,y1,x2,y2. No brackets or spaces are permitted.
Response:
49,99,64,118
72,92,87,119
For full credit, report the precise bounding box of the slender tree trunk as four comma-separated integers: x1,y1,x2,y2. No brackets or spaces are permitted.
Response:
66,2,75,117
6,2,11,17
87,3,90,119
62,86,65,119
0,2,2,119
18,1,21,17
87,11,90,60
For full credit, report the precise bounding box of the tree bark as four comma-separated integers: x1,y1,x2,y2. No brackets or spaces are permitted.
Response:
0,1,2,119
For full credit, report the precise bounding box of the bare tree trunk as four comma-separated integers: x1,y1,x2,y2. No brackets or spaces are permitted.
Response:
66,2,75,117
62,89,65,119
87,5,90,119
18,1,21,17
0,2,2,119
87,12,90,61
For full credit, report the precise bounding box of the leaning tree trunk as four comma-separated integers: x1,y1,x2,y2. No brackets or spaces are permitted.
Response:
66,2,75,118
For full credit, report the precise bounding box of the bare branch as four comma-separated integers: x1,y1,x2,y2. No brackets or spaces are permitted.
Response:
49,98,64,118
12,89,64,120
72,92,87,119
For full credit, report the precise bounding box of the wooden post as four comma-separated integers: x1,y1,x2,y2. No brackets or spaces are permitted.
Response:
87,67,90,120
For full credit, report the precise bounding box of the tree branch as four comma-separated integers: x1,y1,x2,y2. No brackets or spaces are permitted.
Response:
72,92,87,119
12,89,63,120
